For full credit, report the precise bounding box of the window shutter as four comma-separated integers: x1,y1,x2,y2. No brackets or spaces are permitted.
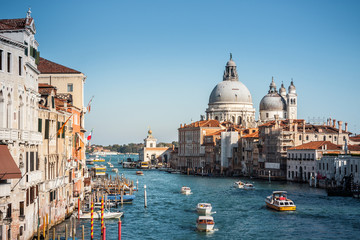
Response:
38,118,42,132
62,122,65,138
45,120,49,139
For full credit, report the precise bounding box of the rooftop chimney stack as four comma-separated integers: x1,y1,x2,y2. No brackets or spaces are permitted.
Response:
333,119,336,127
345,122,348,132
303,120,306,133
338,121,343,133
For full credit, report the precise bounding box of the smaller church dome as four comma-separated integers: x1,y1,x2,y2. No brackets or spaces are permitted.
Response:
288,80,296,94
226,59,236,67
259,93,287,111
279,82,286,95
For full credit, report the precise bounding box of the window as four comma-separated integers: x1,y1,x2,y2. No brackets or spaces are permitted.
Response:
299,135,302,140
45,119,50,139
19,201,24,216
18,56,22,76
351,164,353,172
323,136,326,141
6,203,11,218
7,52,11,73
30,152,34,171
266,113,269,118
0,49,3,70
306,135,309,141
334,136,337,141
67,83,73,92
38,118,42,132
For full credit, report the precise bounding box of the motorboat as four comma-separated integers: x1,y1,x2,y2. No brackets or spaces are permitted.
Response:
76,210,123,219
196,203,212,215
108,162,114,168
92,165,107,176
112,168,118,173
243,183,255,190
136,171,144,175
100,194,136,203
196,216,215,232
265,191,296,211
140,161,149,169
93,156,105,162
234,181,245,189
181,186,192,195
94,202,116,208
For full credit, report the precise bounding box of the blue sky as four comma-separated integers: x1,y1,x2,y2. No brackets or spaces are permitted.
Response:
2,1,360,145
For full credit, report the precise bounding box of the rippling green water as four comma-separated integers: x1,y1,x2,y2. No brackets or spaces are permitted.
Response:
55,156,360,240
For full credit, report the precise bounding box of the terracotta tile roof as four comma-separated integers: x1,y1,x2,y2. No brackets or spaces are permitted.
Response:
0,18,31,30
259,119,350,134
348,145,360,151
183,120,220,128
205,129,225,136
350,135,360,142
0,145,22,179
38,57,81,74
243,131,259,138
38,84,56,95
289,141,341,150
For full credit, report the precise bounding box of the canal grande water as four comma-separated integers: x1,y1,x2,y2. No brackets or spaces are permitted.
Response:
55,155,360,239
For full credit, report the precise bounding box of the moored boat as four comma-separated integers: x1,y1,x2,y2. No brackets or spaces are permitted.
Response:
197,203,212,215
196,216,215,232
136,171,144,175
92,165,107,176
76,210,123,219
244,183,255,190
181,186,192,195
265,191,296,211
112,168,118,173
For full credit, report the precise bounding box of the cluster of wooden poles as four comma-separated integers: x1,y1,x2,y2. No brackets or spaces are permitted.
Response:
39,196,122,240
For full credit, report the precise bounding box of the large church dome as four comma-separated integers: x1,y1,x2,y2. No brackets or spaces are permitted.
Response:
209,80,252,105
205,54,256,127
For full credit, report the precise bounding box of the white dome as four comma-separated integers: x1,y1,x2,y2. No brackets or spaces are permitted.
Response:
259,93,286,111
209,80,253,105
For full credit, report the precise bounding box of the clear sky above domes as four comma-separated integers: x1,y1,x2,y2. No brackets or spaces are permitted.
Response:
1,1,359,144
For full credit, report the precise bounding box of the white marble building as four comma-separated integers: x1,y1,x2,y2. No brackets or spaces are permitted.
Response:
206,54,256,127
0,9,43,240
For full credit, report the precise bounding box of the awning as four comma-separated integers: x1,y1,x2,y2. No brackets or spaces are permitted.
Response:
0,145,22,180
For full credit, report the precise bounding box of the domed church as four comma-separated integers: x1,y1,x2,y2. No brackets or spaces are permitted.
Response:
259,77,297,123
206,54,256,127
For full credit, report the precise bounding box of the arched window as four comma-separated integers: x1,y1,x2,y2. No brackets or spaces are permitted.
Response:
232,116,235,123
215,116,218,121
238,116,242,125
7,93,12,128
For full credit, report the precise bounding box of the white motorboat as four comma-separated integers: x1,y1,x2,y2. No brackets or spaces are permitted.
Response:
76,210,123,219
181,186,192,195
265,191,296,211
197,203,212,215
243,183,255,190
112,168,118,173
196,216,215,232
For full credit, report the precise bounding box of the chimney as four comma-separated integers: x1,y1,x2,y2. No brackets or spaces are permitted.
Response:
338,121,343,133
345,122,348,132
329,117,332,126
180,124,183,128
303,120,306,133
333,119,336,127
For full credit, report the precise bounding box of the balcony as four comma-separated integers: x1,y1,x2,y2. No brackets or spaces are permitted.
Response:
27,171,43,185
0,128,42,145
0,128,19,142
46,176,68,191
0,183,11,197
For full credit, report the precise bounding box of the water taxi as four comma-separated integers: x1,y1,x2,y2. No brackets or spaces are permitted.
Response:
243,183,255,190
234,181,255,190
196,216,215,232
136,171,144,175
181,186,192,195
265,191,296,211
92,165,107,176
93,156,106,162
140,161,149,169
234,180,245,188
197,203,212,215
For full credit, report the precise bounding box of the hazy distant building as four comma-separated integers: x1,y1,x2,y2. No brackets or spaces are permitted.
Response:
140,129,171,165
259,78,297,123
206,54,255,127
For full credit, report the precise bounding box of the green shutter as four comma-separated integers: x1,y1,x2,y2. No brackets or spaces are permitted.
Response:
35,51,40,65
38,119,42,132
57,122,60,138
25,48,28,56
45,120,49,139
30,46,33,57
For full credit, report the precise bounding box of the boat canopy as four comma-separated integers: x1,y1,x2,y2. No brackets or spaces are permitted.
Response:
198,216,214,220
